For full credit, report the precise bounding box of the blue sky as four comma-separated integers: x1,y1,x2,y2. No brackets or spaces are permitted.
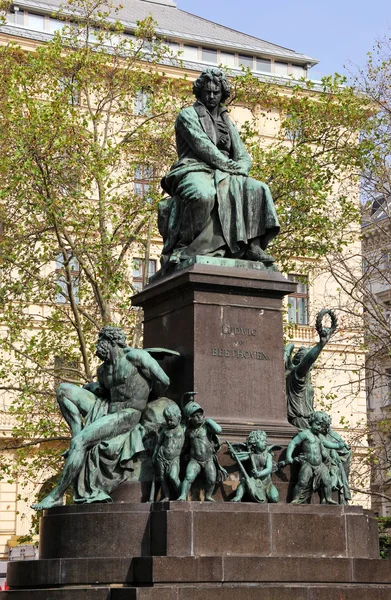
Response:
176,0,391,79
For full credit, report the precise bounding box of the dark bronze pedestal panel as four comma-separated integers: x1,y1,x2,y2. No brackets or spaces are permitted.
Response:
133,261,296,443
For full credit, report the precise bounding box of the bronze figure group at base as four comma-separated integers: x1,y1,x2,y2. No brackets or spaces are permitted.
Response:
32,64,352,510
31,324,351,509
152,393,227,502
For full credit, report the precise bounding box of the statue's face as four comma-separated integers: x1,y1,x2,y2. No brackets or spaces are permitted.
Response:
166,413,181,429
310,419,322,434
255,437,267,452
190,409,204,426
200,80,222,111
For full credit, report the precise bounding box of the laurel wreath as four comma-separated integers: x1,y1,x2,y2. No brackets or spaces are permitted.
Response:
315,308,338,339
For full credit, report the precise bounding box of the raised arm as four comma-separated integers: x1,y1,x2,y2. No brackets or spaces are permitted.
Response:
126,349,170,391
295,309,337,378
294,341,325,378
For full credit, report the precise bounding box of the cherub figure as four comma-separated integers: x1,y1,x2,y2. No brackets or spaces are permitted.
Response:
280,411,346,504
152,404,185,501
227,430,280,503
317,411,351,505
177,397,226,501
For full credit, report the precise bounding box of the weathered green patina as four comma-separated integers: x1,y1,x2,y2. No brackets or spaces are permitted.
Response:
227,431,281,503
152,403,185,501
285,309,338,429
177,397,227,501
318,411,352,505
32,327,178,510
280,411,346,505
159,67,280,269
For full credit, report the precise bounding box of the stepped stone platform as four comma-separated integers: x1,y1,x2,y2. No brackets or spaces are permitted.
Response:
2,501,391,599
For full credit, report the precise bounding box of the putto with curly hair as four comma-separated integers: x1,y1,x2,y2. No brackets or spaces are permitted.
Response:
192,67,231,103
246,429,267,448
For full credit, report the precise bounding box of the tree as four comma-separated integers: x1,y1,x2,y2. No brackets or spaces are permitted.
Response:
0,0,189,497
319,36,391,510
0,0,372,513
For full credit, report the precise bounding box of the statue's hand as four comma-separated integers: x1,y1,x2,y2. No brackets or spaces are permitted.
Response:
319,328,332,344
226,159,247,176
316,309,338,345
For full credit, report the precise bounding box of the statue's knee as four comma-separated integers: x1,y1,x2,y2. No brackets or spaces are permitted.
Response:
56,383,69,403
57,382,73,398
185,470,197,484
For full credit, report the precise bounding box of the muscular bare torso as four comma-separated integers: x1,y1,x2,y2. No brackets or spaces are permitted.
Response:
301,432,323,466
97,356,150,412
188,425,214,462
158,426,185,461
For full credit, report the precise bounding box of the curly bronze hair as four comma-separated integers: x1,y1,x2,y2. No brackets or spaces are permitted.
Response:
193,67,231,103
163,403,182,420
98,326,127,348
247,430,267,448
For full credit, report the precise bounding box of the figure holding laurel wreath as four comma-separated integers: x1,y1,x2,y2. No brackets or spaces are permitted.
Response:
284,309,338,430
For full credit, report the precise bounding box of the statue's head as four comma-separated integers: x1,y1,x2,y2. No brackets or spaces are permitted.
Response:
96,326,126,361
163,403,182,428
183,401,204,427
313,410,331,434
308,411,328,433
247,429,267,451
292,346,310,367
193,68,231,107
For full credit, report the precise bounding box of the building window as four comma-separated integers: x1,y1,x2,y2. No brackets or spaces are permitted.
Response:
287,275,309,325
134,90,150,116
275,61,288,76
183,45,199,61
380,251,391,270
55,252,80,304
134,165,153,202
49,17,64,34
202,48,217,63
15,9,25,27
132,258,156,291
291,64,307,79
239,54,253,70
220,51,236,68
256,58,271,73
27,12,45,31
167,41,180,56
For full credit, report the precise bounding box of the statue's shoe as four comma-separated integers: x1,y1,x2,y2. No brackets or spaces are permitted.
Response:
245,247,275,263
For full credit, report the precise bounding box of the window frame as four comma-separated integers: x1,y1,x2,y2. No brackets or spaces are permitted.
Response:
287,274,309,326
132,258,157,292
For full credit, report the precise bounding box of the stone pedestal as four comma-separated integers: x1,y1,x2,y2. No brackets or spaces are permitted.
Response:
133,258,297,443
3,502,391,599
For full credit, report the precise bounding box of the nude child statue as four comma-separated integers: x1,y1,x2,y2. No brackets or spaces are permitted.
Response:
152,404,185,501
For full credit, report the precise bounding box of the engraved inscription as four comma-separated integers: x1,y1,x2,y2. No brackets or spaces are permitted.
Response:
222,325,257,336
212,348,269,360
